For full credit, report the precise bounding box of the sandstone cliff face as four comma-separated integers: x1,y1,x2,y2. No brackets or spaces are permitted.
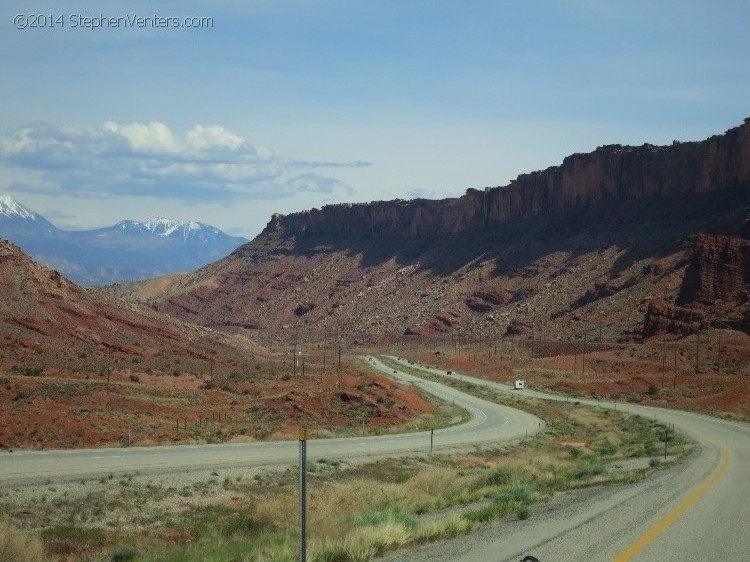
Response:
642,232,750,338
267,119,750,238
677,233,750,308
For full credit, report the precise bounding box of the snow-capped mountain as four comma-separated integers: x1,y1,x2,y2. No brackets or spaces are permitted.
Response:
94,217,235,243
0,194,58,234
0,195,246,285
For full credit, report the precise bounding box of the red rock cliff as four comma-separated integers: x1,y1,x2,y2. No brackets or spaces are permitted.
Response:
265,119,750,238
677,232,750,309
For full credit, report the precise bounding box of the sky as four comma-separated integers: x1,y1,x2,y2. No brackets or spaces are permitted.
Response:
1,0,749,239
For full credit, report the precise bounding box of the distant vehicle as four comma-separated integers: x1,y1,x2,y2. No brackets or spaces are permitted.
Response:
514,380,525,390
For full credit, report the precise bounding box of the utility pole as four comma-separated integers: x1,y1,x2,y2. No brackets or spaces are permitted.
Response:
209,358,214,383
293,343,298,377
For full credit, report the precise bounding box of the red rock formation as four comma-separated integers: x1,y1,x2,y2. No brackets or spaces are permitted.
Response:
266,119,750,238
643,232,750,338
677,233,750,308
642,299,704,339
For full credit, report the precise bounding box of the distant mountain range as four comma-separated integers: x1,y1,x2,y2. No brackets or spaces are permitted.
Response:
0,195,246,285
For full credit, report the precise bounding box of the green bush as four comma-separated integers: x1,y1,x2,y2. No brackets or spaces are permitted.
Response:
485,467,512,486
573,465,604,479
111,546,139,561
517,505,530,520
495,483,535,504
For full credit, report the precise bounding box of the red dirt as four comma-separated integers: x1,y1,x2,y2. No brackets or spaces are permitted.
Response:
402,329,750,421
0,240,434,449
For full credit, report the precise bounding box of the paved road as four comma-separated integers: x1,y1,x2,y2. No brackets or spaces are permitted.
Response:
382,356,750,562
0,357,542,485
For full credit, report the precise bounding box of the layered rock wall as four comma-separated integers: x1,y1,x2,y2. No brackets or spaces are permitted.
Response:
677,233,750,307
266,119,750,238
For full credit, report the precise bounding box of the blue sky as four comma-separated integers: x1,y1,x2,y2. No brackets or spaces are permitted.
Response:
1,0,749,238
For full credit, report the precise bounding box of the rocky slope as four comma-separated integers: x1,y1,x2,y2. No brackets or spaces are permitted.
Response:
108,120,750,345
0,238,263,378
0,240,439,449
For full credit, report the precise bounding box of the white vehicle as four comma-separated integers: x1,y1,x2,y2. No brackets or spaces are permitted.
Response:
514,380,525,390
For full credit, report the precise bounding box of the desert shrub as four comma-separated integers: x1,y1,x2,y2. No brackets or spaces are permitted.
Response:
595,441,618,456
495,483,535,504
573,465,604,479
517,505,530,519
10,365,43,377
129,374,140,383
485,467,512,486
111,546,139,561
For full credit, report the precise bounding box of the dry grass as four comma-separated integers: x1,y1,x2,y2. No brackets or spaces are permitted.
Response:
0,519,45,562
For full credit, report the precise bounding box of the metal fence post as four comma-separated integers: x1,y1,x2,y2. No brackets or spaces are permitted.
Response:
299,428,307,562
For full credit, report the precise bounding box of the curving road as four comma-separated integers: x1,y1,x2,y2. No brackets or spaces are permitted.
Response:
381,356,750,562
0,357,542,485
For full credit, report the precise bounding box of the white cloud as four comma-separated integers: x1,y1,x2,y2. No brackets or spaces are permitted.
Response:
185,124,247,152
0,121,369,202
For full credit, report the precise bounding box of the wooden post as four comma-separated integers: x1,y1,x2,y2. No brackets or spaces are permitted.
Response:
695,331,700,374
717,330,722,374
582,330,587,375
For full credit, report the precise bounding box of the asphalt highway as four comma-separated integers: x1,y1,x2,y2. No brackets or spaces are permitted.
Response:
0,357,542,485
382,356,750,562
